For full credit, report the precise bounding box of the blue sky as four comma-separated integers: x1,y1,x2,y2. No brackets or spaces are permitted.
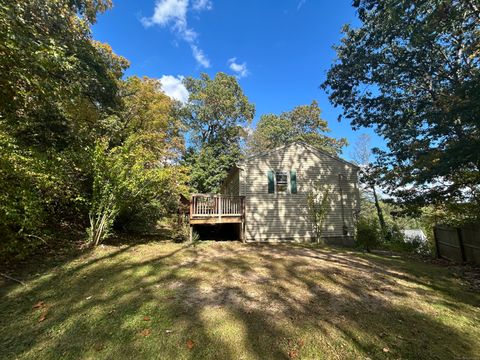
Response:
92,0,384,160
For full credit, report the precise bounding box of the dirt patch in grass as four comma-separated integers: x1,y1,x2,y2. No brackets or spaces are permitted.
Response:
1,241,479,359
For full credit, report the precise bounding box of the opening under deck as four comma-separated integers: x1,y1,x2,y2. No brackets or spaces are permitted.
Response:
188,194,245,241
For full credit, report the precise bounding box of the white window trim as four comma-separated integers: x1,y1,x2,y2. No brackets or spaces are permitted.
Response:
274,170,289,194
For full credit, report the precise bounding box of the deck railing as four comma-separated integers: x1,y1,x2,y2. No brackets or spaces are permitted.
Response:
190,194,244,217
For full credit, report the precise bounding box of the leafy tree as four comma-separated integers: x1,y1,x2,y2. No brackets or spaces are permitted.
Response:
323,0,480,210
0,0,130,258
88,135,188,245
0,0,127,149
248,101,347,155
87,76,189,242
181,73,255,193
183,142,242,193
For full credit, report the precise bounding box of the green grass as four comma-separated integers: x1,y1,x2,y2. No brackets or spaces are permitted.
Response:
1,240,479,359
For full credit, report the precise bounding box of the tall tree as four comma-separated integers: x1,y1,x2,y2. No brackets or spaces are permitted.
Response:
323,0,480,210
0,0,126,149
181,73,255,193
0,0,129,257
248,101,347,155
351,134,387,238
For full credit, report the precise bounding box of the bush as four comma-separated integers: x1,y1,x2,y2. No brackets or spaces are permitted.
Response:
356,216,381,252
172,222,200,243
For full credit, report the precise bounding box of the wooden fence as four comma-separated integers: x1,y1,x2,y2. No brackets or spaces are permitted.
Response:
434,223,480,265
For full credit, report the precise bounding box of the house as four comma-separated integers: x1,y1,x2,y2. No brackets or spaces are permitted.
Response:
188,142,360,246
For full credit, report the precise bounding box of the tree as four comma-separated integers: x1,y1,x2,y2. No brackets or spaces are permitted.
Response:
0,0,127,149
248,101,347,155
306,182,331,243
181,73,255,193
351,134,388,239
323,0,480,211
0,0,129,258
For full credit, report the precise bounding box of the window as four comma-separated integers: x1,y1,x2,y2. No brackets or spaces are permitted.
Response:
275,171,288,193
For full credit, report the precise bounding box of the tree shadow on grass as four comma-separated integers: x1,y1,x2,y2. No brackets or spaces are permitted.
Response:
1,242,479,359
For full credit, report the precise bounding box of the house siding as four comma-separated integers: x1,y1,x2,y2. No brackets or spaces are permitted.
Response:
222,169,240,196
239,142,359,243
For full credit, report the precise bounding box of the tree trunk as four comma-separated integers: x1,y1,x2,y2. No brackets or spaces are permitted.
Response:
371,184,387,240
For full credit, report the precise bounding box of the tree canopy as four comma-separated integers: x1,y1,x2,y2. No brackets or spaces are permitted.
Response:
181,73,255,193
0,0,188,259
323,0,480,210
248,101,347,155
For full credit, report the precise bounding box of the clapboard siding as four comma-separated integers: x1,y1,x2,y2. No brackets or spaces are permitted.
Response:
237,142,359,242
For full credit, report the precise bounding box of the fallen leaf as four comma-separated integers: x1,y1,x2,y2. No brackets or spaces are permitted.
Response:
383,347,390,353
86,296,92,300
297,339,305,348
139,329,151,337
143,316,151,321
38,312,47,322
33,301,44,309
186,339,194,349
288,349,298,359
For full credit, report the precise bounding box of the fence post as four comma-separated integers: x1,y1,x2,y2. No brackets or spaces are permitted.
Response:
457,227,467,262
433,225,441,259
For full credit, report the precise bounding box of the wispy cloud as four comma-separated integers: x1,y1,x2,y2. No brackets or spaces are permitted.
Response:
192,0,212,11
228,57,248,78
159,75,189,103
192,45,210,68
297,0,306,10
142,0,211,68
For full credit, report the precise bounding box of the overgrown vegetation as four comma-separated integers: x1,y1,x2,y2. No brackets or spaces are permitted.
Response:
0,1,188,260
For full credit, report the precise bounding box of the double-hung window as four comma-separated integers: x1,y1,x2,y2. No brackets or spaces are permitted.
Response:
275,172,288,193
268,170,297,194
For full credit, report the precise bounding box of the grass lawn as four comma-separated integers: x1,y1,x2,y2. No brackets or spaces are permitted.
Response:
1,240,479,359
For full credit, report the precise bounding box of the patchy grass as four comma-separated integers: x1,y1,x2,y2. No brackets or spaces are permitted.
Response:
1,241,479,359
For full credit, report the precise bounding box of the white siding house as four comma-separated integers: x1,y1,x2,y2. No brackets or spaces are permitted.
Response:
221,142,360,245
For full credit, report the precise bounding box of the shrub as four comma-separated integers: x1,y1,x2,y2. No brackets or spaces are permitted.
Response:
356,216,381,252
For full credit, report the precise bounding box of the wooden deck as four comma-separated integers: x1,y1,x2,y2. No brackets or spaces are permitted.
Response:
188,194,245,241
189,194,245,224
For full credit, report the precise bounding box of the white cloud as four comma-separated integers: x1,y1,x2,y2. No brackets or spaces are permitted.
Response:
297,0,306,10
142,0,211,68
141,0,188,28
191,45,211,68
192,0,212,11
228,57,248,78
159,75,189,103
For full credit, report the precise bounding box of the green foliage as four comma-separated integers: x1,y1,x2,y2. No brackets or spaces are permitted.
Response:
323,0,480,210
0,0,128,149
182,73,255,146
306,183,331,242
183,142,242,193
87,132,189,245
358,192,436,254
181,73,255,193
248,101,347,155
356,216,381,252
0,1,189,258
